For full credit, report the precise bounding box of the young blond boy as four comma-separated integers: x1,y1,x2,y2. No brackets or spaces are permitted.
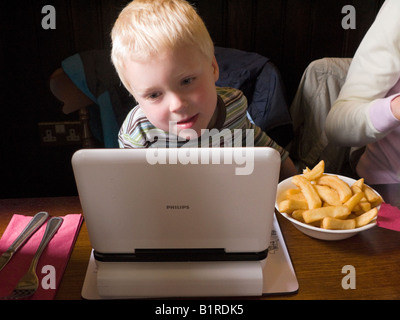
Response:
111,0,297,180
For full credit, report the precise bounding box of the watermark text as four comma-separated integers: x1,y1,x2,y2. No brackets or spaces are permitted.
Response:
342,5,356,29
41,5,56,29
341,265,356,289
145,122,255,175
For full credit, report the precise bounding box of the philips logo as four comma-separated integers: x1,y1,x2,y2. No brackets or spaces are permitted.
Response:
166,205,190,210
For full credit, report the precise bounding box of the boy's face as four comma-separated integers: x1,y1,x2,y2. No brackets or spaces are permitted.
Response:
124,45,219,140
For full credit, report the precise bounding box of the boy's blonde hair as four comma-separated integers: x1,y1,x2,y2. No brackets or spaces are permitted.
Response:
111,0,214,92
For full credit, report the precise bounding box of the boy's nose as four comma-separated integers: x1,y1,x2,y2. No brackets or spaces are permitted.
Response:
169,93,187,112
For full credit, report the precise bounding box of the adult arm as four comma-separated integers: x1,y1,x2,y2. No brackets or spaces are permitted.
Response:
325,0,400,147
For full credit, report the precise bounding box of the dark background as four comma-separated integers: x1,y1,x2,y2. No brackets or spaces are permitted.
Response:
0,0,385,199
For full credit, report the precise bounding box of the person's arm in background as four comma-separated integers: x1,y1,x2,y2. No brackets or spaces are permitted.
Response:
326,0,400,147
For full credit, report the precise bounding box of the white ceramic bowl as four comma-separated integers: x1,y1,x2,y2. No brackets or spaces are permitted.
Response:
275,174,380,240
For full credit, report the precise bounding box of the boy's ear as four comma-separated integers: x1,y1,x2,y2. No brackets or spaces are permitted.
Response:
212,55,219,82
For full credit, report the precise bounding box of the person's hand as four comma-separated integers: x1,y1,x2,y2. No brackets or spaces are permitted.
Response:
279,157,298,181
391,95,400,120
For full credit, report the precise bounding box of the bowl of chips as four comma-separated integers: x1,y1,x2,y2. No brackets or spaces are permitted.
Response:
275,161,382,240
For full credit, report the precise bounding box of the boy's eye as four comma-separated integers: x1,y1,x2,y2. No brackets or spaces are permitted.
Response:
147,92,161,100
181,77,195,85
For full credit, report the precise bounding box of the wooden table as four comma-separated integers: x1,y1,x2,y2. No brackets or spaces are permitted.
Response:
1,186,400,300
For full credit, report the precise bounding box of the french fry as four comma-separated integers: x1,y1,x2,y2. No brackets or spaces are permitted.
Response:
352,178,364,190
351,178,369,202
302,160,325,181
353,201,371,214
359,201,372,211
344,191,364,212
321,217,356,230
314,184,342,206
302,205,350,224
370,197,383,208
286,188,302,196
355,207,378,228
278,199,308,213
316,175,352,203
303,167,311,174
285,189,306,202
292,175,322,209
363,185,381,203
364,184,383,207
291,210,305,222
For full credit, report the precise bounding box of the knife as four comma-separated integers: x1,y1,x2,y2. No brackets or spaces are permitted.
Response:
0,211,49,272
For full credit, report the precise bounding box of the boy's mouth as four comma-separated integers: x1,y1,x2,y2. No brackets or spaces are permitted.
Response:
176,114,199,129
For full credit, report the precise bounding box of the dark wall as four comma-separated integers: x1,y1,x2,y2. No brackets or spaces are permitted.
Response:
0,0,385,198
195,0,385,99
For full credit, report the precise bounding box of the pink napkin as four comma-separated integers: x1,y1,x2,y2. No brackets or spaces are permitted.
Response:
0,214,83,300
377,203,400,232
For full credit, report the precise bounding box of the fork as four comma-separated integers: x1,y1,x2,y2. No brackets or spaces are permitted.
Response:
1,217,63,300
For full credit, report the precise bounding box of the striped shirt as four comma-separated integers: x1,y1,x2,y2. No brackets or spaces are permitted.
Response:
118,87,288,161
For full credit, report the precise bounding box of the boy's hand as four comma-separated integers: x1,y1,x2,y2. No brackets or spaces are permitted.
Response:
279,157,298,182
